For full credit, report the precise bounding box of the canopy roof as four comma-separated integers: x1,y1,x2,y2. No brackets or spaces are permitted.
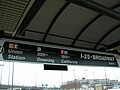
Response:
0,0,120,54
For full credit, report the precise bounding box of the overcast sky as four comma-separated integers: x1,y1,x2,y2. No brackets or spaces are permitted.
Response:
0,61,120,87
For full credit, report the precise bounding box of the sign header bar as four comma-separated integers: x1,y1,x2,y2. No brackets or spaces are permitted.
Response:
0,41,119,67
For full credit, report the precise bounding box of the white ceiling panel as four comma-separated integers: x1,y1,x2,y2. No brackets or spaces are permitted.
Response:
74,41,96,49
27,0,66,33
49,3,98,38
79,16,119,43
101,27,120,45
46,35,73,45
96,45,105,50
114,6,120,13
21,31,44,41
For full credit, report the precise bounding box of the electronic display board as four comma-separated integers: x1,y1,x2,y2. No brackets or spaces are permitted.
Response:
0,41,119,67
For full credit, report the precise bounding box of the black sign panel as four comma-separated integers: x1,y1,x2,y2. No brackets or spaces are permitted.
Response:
2,41,118,67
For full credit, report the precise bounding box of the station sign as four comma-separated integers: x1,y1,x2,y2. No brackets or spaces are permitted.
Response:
0,41,118,67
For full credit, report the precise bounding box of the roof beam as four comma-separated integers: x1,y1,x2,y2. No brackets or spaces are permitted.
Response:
26,29,106,46
42,2,70,42
71,14,101,46
68,0,120,20
71,3,120,46
100,40,120,51
94,24,120,49
12,0,46,37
